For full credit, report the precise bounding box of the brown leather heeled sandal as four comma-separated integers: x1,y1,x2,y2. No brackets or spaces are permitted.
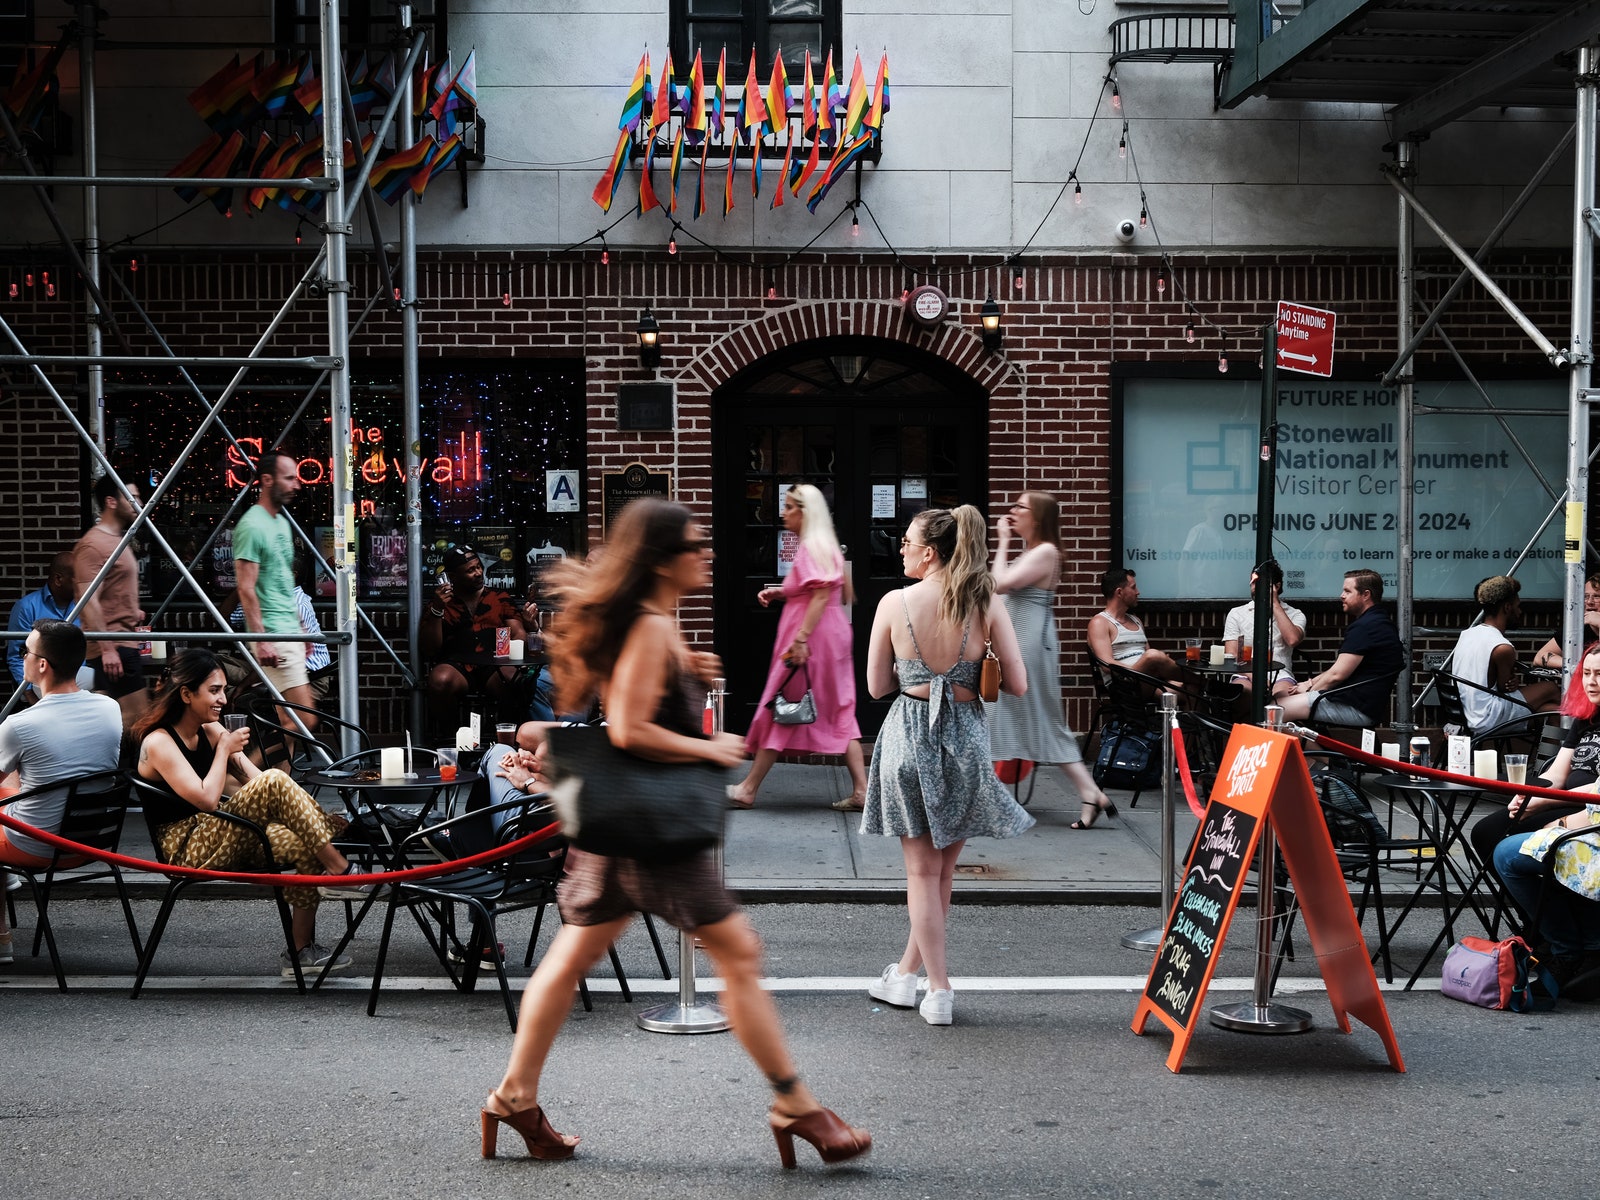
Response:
480,1091,579,1161
767,1106,872,1169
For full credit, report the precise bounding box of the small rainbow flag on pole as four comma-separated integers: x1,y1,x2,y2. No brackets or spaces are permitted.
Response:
668,126,685,214
807,130,874,213
650,48,675,130
591,129,631,212
639,133,661,213
866,52,889,130
772,123,793,208
619,50,650,132
765,51,789,138
685,48,707,143
844,53,868,141
800,50,816,135
712,47,727,138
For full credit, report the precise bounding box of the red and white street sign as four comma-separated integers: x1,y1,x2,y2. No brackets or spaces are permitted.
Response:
1275,300,1336,377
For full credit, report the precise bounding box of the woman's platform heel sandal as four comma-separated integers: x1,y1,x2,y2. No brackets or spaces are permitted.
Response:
768,1106,872,1169
480,1092,579,1161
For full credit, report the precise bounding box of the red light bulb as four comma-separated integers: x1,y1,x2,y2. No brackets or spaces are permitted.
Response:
129,258,139,273
7,283,16,299
1218,352,1229,374
601,249,610,266
1185,322,1195,344
502,292,511,306
668,235,678,255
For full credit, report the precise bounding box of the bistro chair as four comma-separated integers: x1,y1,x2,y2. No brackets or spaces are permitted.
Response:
127,775,307,996
1430,671,1545,759
1094,658,1199,807
1,771,140,990
1527,821,1600,1001
241,693,370,778
364,793,641,1031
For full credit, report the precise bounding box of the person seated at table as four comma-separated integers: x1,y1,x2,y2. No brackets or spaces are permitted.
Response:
1222,559,1305,702
1279,569,1403,727
421,545,527,736
1532,573,1600,672
0,619,123,964
1086,567,1180,682
134,648,370,978
1472,640,1600,889
1452,576,1561,733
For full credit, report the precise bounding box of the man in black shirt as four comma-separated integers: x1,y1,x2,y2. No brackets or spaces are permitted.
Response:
1280,568,1404,727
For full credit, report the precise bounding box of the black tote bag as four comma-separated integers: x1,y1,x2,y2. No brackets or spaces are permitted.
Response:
544,725,727,863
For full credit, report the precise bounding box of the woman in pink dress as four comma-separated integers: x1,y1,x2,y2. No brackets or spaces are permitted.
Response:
729,485,868,811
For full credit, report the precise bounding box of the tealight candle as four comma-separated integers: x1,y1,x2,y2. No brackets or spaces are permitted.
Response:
508,639,525,662
380,746,406,779
1473,749,1498,779
1208,644,1225,667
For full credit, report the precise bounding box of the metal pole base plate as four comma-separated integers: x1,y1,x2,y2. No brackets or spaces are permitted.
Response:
1120,927,1163,952
1208,1001,1314,1034
635,1001,731,1034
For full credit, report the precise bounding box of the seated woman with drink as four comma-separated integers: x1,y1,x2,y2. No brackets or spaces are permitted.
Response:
134,649,370,977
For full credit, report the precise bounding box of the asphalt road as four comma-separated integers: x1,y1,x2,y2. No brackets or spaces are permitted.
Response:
3,900,1593,1199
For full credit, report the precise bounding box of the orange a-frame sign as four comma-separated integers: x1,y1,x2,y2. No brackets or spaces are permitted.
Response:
1131,725,1405,1074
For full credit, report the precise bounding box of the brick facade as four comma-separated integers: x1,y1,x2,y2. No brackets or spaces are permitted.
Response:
0,247,1585,732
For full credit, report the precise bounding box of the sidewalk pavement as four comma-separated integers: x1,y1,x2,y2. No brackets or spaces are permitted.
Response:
49,762,1192,907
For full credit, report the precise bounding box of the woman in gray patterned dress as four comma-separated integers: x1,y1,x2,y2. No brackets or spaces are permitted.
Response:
988,492,1112,828
860,506,1031,1026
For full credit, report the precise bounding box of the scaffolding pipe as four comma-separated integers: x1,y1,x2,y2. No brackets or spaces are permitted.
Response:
79,2,104,458
1382,165,1566,365
322,0,360,756
0,354,339,368
0,174,339,189
1380,124,1576,388
1565,45,1597,683
399,1,426,737
1395,138,1416,727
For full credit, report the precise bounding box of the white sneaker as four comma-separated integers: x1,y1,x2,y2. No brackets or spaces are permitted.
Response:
280,941,352,978
867,963,921,1008
920,988,954,1026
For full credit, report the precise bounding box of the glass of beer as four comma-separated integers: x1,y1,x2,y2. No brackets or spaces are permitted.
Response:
495,722,518,747
436,747,459,782
1504,754,1528,786
1239,641,1253,665
1185,637,1202,662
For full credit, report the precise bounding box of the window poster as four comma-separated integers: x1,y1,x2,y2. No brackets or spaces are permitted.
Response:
1120,378,1567,600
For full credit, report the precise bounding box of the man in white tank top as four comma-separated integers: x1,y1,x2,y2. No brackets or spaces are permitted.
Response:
1086,568,1180,681
1450,575,1560,732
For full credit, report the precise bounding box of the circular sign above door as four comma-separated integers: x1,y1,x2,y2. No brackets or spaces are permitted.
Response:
904,285,951,328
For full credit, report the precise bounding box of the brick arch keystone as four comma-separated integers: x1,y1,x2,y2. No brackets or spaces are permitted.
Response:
672,299,1016,400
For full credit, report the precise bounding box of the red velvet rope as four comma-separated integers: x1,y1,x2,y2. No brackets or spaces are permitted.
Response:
0,805,561,887
1303,728,1600,808
1168,717,1206,819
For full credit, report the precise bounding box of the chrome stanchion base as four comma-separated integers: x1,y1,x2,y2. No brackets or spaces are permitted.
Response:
1208,1001,1314,1034
635,1000,731,1034
1120,927,1163,952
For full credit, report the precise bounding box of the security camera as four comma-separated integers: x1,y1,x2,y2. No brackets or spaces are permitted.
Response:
1114,219,1137,244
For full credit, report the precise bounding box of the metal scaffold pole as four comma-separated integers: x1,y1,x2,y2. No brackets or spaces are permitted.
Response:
1565,44,1597,679
79,2,104,458
398,1,426,737
1394,138,1416,728
321,0,359,752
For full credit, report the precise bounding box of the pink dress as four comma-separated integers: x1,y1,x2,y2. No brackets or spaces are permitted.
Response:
745,545,862,754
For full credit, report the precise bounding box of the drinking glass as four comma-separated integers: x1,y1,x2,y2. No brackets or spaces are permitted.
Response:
1185,637,1202,662
436,747,459,782
1504,754,1528,786
1239,641,1253,665
222,714,248,733
495,722,517,747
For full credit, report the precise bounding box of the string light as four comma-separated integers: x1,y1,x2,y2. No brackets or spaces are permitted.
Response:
294,219,304,245
129,258,138,273
1156,267,1166,296
599,231,610,266
1118,130,1127,159
1111,80,1121,111
25,272,33,287
668,231,678,255
1218,340,1229,374
1185,321,1195,344
43,271,53,298
766,269,777,300
1012,266,1024,291
1139,203,1148,228
851,209,860,238
502,291,511,306
7,282,16,299
1073,176,1082,205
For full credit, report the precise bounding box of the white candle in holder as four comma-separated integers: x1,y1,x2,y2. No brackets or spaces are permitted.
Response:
1381,743,1401,761
1474,749,1499,779
1208,644,1226,667
455,725,477,751
508,639,525,662
380,747,406,779
149,640,168,661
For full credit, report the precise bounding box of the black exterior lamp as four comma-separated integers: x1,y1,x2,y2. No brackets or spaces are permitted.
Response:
980,294,1003,352
638,308,661,371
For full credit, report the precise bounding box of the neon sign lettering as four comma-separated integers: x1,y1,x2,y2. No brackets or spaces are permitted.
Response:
224,431,484,489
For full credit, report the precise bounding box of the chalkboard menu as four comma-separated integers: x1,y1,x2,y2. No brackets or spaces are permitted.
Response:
1145,802,1258,1029
601,462,672,535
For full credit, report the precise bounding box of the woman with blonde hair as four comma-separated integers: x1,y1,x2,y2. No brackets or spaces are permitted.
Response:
990,491,1113,827
482,498,869,1169
730,484,868,810
860,505,1031,1026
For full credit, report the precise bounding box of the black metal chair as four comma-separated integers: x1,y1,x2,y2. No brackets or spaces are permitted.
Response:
127,775,308,996
364,792,639,1031
1092,658,1199,807
1431,671,1546,758
1528,821,1600,1000
242,692,369,778
0,772,140,989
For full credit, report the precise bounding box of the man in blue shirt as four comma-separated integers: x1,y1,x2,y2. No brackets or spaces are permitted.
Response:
6,553,78,691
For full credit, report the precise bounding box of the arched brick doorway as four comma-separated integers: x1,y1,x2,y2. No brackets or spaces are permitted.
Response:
711,336,988,738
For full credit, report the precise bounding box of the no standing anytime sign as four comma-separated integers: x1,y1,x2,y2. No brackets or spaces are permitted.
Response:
1275,300,1336,378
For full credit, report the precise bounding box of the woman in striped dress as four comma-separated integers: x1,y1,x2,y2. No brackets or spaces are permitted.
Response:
987,493,1113,829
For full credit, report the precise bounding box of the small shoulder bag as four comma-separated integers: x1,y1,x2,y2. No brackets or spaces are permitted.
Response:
767,662,818,725
979,638,1002,704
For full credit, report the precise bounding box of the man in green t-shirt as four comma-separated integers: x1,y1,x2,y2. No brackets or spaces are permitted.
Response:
234,448,317,739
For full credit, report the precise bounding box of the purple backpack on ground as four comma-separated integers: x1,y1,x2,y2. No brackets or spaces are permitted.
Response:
1440,935,1557,1011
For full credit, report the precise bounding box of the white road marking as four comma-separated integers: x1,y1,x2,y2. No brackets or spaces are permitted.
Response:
0,973,1441,993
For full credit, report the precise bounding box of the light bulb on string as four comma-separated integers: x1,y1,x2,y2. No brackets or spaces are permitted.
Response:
1013,266,1024,291
1139,204,1148,228
601,248,610,266
1118,132,1127,159
1073,179,1082,205
668,233,678,255
1185,321,1195,344
393,286,402,302
46,282,55,297
7,282,16,299
1156,268,1166,296
25,272,33,287
1111,81,1121,111
129,258,138,273
851,210,861,238
1218,341,1229,374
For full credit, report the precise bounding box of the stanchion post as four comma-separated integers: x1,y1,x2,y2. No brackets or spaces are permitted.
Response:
1120,692,1180,951
1210,703,1314,1034
636,676,732,1034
